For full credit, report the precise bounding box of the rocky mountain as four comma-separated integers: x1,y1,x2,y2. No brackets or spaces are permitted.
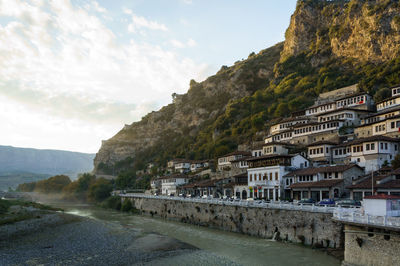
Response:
94,0,400,175
281,0,400,64
0,145,95,176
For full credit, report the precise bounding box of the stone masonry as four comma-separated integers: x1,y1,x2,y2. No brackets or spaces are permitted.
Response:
126,197,343,249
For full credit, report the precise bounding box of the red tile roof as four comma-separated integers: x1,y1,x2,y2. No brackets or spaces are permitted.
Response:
284,164,362,177
289,179,343,189
364,194,400,200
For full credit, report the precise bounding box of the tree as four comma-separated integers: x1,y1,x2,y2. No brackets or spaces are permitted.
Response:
274,102,290,117
374,87,391,102
88,178,113,202
391,154,400,169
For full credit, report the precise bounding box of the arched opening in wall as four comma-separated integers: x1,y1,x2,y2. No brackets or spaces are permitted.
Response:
242,190,247,199
236,190,240,199
334,188,339,198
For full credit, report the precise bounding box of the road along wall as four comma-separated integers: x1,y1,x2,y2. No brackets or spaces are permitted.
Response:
123,196,343,249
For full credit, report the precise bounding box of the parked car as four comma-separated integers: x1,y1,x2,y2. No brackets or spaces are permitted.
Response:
335,199,361,207
317,199,335,206
298,198,315,205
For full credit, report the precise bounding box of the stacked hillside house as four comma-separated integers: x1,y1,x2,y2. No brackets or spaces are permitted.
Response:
265,84,375,145
160,85,400,201
248,84,400,201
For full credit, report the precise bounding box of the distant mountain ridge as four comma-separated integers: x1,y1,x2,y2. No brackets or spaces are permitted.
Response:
0,145,95,176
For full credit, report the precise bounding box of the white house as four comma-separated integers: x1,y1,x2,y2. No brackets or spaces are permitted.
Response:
247,154,309,201
160,173,190,196
217,151,252,171
348,136,400,173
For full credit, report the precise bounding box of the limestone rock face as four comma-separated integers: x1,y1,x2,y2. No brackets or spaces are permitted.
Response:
94,0,400,173
281,0,400,64
93,43,282,173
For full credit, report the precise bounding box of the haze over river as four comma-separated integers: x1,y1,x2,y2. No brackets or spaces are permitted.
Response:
59,203,340,266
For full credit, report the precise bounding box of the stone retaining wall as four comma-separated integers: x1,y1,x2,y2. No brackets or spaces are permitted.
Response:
126,196,343,248
343,224,400,266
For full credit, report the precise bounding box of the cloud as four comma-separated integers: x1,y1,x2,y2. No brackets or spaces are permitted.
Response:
127,14,168,33
170,39,185,48
0,0,209,152
170,38,197,48
187,38,196,47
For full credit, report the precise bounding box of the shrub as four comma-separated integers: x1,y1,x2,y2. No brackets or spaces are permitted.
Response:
0,199,10,214
121,199,133,212
101,196,122,210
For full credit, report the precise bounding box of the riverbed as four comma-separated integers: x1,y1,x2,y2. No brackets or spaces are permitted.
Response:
60,203,340,266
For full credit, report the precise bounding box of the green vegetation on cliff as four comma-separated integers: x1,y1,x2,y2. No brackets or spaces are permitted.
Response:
95,0,400,182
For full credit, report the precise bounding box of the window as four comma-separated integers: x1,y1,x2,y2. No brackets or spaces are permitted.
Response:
269,173,272,180
371,143,375,150
249,174,252,182
275,172,278,180
366,144,370,151
391,122,395,129
385,143,388,150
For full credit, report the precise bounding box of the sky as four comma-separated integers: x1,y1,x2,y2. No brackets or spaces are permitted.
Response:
0,0,297,153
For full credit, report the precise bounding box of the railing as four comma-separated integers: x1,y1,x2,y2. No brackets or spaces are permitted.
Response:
333,208,400,229
118,193,358,214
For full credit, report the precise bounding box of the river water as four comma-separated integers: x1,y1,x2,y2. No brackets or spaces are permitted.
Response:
56,203,340,266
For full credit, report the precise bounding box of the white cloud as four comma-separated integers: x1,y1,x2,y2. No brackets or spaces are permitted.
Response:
122,7,132,15
91,1,106,13
127,14,168,33
170,39,185,48
170,38,197,48
187,38,197,47
0,0,209,152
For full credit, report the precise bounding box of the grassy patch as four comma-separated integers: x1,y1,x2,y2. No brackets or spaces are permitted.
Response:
0,199,62,213
0,213,36,226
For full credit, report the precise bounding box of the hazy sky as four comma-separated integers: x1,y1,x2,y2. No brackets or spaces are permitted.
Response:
0,0,297,153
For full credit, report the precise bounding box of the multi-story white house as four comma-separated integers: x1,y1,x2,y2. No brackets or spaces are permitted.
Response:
217,151,252,171
347,136,400,173
286,164,364,201
376,85,400,111
307,141,337,164
246,154,309,201
160,173,190,196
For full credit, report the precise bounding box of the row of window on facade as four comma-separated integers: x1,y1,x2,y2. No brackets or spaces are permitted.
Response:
336,95,366,107
319,113,353,122
294,122,340,135
249,172,279,182
309,147,329,155
377,98,397,110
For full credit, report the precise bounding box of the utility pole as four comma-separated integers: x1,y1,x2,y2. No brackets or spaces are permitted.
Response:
371,169,374,195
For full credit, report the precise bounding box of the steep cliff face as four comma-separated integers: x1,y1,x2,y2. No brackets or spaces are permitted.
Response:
94,0,400,174
281,0,400,64
94,43,283,172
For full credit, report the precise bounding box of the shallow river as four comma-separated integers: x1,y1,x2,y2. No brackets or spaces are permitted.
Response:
59,203,340,266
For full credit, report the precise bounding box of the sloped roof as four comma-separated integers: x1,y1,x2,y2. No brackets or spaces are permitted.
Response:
289,179,343,189
158,173,188,180
284,164,361,177
364,194,400,200
307,140,338,147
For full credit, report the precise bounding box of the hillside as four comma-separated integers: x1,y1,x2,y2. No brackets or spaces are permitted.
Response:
94,0,400,175
0,145,95,177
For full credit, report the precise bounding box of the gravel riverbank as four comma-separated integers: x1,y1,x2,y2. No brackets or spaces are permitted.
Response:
0,211,237,265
